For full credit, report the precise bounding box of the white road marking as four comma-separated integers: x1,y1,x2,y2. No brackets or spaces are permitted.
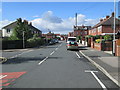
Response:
50,51,55,55
38,56,48,65
55,48,58,51
76,52,81,58
85,70,107,90
59,44,62,47
9,50,33,59
0,75,7,79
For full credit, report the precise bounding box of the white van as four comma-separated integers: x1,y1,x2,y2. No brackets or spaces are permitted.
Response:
67,37,76,44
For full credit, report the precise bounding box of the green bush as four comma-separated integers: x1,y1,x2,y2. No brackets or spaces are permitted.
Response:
104,35,112,41
85,35,94,38
76,36,81,42
27,37,45,47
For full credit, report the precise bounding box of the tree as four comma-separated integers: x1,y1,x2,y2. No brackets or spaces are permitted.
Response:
10,18,33,40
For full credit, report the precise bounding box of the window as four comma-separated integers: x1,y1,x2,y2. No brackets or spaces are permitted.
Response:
85,31,87,34
76,32,78,35
80,32,82,35
98,26,102,32
6,28,10,33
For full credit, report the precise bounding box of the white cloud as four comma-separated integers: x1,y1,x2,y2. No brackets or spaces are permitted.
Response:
33,15,40,18
0,20,13,29
0,11,99,34
31,11,99,34
42,11,63,23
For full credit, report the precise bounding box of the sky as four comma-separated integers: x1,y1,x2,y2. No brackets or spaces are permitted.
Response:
1,2,120,34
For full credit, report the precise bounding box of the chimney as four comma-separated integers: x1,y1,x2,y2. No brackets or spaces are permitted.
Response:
29,22,32,26
106,15,110,19
24,20,28,24
82,25,85,28
112,12,114,17
100,19,103,22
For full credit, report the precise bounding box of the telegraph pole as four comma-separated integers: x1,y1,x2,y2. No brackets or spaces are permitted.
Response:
23,31,25,49
113,0,116,56
75,13,77,26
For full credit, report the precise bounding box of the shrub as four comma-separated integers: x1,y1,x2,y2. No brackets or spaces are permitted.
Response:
76,36,81,42
95,35,101,39
104,35,112,41
85,35,93,38
27,37,45,47
95,39,101,43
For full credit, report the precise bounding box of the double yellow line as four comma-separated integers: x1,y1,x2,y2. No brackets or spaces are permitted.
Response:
0,57,7,63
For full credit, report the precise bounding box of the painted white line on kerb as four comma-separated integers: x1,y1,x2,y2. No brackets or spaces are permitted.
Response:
38,56,48,65
76,52,81,58
50,51,55,55
0,75,7,79
85,70,107,90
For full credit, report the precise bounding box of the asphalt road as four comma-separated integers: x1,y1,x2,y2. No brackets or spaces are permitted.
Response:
1,41,119,89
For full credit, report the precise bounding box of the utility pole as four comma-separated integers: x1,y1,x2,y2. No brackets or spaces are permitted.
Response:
113,0,116,56
23,31,25,49
75,13,77,27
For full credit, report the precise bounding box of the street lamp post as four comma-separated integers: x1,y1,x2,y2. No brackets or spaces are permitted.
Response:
113,0,116,56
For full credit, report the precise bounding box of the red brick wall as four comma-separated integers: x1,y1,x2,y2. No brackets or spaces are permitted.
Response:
89,25,120,36
89,28,98,36
103,25,120,33
74,30,89,37
68,32,74,37
116,39,120,56
94,43,102,51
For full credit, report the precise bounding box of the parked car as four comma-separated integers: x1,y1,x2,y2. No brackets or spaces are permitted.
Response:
67,37,76,44
66,41,78,50
55,39,59,43
49,39,56,45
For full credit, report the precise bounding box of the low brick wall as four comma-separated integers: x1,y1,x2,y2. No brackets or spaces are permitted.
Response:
102,41,112,51
94,43,102,51
91,41,112,51
116,39,120,56
87,38,91,47
91,41,94,48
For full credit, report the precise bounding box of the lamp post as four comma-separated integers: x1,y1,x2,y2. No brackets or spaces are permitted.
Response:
23,31,25,49
113,0,116,56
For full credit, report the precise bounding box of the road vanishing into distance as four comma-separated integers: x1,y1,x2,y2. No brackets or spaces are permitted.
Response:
1,41,119,89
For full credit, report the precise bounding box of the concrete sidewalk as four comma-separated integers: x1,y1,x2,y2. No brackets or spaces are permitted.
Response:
78,43,120,87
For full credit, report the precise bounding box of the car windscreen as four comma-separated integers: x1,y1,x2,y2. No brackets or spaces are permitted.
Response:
69,42,77,45
68,38,76,41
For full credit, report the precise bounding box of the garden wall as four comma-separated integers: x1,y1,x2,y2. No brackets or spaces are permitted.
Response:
2,40,23,49
115,39,120,56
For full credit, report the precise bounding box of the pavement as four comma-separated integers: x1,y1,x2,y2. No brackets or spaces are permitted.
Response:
78,43,120,87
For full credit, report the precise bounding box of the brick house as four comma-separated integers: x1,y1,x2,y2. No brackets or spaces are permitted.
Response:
2,20,42,37
43,31,56,39
89,13,120,36
73,25,91,40
68,32,74,37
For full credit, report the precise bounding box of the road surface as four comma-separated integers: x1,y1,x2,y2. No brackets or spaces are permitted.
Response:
1,41,119,89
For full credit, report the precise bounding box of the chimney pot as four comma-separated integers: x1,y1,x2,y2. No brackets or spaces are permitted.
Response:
106,15,110,19
29,22,32,26
100,19,103,22
112,12,114,17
